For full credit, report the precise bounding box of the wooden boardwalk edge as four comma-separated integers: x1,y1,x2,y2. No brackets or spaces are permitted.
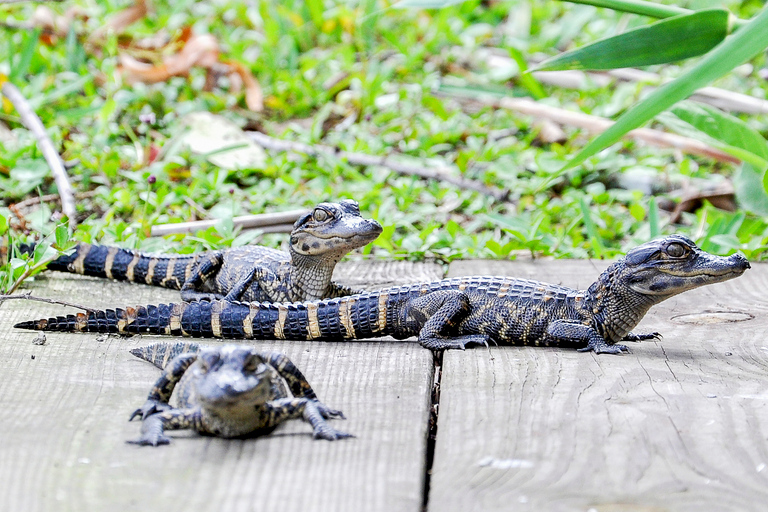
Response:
427,259,768,512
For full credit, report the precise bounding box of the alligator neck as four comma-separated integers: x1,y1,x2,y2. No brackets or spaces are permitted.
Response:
586,260,658,342
288,250,340,301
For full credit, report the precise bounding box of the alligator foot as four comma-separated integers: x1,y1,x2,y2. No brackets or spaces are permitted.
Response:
578,338,630,354
419,335,490,350
126,415,171,446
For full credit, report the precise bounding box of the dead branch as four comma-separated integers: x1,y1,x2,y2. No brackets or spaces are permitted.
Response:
10,189,99,212
247,132,511,202
0,292,94,312
150,211,305,237
1,82,77,227
440,90,739,164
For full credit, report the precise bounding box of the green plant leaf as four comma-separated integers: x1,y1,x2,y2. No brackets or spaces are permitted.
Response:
563,4,768,171
670,102,768,162
535,9,730,71
733,164,768,216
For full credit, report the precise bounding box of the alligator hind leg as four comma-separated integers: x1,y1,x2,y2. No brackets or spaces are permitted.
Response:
547,320,629,354
128,407,203,446
265,398,352,440
180,253,224,301
407,290,490,350
129,352,199,421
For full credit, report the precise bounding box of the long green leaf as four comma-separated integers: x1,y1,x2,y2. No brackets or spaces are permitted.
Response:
563,4,768,171
535,9,730,71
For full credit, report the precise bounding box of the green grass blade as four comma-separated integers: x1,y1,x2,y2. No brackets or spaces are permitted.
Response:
648,196,659,239
579,196,605,257
562,4,768,171
535,9,730,71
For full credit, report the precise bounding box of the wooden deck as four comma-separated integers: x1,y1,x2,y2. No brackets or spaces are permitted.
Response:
0,259,766,512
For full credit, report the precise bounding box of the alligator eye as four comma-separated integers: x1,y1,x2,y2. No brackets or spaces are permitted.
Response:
666,242,687,258
312,208,330,222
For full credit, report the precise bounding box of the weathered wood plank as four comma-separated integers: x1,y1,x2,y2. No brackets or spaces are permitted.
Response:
429,259,768,512
0,265,435,512
335,259,444,289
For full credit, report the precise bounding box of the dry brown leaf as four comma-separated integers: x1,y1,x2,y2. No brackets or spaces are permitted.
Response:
119,33,219,84
89,0,148,43
225,60,264,112
30,5,88,41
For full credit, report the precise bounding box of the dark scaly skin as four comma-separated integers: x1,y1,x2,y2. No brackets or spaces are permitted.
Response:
16,236,751,354
127,343,352,446
18,200,382,303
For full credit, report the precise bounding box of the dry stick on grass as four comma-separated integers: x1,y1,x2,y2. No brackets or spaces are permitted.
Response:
247,131,511,202
150,210,306,237
1,82,77,227
0,292,94,313
439,91,739,164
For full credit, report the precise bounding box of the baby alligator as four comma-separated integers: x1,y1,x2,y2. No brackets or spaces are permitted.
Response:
16,235,750,354
128,342,352,446
18,200,382,302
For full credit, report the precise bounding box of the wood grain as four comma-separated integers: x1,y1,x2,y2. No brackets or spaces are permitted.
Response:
428,260,768,512
0,265,436,512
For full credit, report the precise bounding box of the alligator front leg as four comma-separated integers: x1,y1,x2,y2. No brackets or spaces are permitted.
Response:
129,352,199,421
265,398,352,441
547,320,629,354
406,290,490,350
128,407,203,446
180,253,225,301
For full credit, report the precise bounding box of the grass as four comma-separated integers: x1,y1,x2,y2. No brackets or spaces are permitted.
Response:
1,0,768,293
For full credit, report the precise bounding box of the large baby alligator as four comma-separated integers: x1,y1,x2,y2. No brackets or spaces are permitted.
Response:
15,235,750,354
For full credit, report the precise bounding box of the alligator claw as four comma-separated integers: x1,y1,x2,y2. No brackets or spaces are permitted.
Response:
129,399,171,421
313,400,346,420
313,428,354,441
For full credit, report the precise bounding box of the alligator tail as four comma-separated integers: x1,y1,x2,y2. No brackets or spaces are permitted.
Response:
130,341,202,369
29,242,196,290
15,292,400,341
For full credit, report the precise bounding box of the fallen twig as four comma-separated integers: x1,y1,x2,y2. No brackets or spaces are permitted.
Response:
1,82,77,227
247,132,511,202
150,211,305,237
10,190,99,212
0,292,94,312
479,50,768,115
439,90,739,164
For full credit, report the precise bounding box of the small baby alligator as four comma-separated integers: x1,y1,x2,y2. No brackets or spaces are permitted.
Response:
18,200,382,302
128,342,352,446
16,235,750,354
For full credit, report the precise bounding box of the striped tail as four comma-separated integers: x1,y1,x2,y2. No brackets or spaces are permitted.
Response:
14,293,403,341
131,342,202,369
31,242,196,290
